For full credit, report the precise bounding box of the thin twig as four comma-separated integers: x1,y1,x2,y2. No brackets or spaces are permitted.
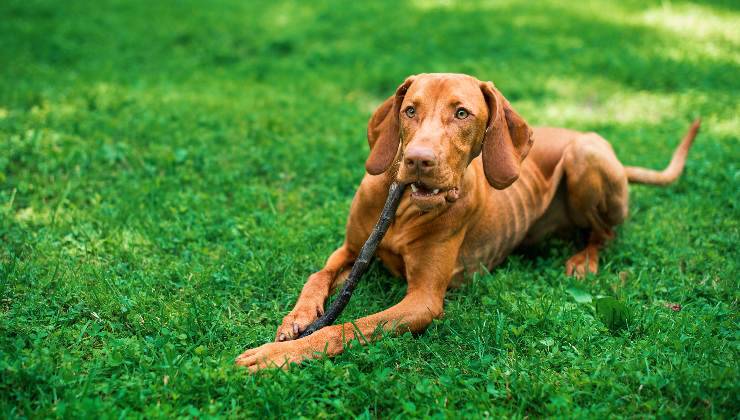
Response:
298,181,406,338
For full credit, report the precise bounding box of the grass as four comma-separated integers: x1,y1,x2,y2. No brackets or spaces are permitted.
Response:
1,0,738,417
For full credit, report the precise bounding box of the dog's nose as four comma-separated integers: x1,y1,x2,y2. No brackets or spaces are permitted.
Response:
404,146,437,172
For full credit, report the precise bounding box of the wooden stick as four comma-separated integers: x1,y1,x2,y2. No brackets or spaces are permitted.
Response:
298,181,406,338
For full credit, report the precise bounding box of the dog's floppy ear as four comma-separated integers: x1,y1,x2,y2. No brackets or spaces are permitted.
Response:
479,81,533,189
365,76,415,175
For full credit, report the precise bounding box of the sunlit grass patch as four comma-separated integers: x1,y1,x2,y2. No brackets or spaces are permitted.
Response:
641,3,740,45
526,76,682,126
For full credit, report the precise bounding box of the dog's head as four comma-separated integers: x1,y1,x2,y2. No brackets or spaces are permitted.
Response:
366,73,533,210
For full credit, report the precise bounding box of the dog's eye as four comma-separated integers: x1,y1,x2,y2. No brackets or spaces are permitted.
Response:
404,106,416,118
455,108,469,120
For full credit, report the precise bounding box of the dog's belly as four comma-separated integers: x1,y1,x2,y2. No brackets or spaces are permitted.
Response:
455,225,519,283
521,180,573,245
455,160,565,282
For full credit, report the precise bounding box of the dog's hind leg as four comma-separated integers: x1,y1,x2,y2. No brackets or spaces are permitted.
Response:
562,133,629,278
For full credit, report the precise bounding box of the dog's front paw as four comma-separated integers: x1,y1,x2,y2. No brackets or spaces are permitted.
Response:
275,302,323,342
235,340,316,373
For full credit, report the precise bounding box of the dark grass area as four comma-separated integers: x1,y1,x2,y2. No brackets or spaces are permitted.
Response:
1,0,738,417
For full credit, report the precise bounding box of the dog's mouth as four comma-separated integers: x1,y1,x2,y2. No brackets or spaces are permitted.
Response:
410,182,442,198
408,182,460,209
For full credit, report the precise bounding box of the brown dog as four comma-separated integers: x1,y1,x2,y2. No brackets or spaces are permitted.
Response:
236,73,699,372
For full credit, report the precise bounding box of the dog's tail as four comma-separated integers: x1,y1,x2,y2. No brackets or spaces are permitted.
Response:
625,118,701,186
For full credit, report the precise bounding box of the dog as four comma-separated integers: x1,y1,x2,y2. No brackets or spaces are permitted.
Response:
236,73,699,372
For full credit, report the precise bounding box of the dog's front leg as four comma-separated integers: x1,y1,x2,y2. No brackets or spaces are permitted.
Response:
275,245,355,341
237,237,462,372
236,290,447,372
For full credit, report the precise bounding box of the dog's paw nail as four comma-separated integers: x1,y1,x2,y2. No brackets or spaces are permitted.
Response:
278,333,286,341
292,323,300,335
316,308,323,317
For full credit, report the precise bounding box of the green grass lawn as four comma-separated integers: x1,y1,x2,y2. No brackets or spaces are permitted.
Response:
1,0,738,417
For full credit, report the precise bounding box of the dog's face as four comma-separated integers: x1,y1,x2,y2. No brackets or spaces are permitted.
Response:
396,75,489,209
366,73,533,211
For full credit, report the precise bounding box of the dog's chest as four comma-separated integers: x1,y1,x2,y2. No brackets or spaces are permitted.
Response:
375,226,408,278
374,206,442,278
